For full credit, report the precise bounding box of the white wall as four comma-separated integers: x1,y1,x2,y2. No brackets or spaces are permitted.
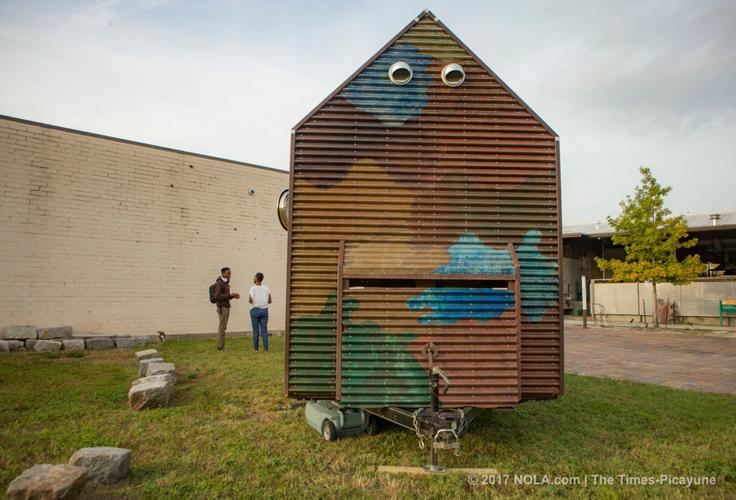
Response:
0,117,289,335
590,278,736,323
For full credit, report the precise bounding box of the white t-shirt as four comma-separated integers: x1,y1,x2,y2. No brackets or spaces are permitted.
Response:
249,284,270,309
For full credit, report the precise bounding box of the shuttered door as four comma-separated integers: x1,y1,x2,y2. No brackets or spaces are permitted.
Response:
335,240,522,408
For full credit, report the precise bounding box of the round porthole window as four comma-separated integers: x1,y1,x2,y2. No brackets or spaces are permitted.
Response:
441,63,465,87
277,189,289,230
388,61,413,85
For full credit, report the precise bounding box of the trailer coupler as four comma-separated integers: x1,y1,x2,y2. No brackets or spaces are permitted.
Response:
409,343,468,472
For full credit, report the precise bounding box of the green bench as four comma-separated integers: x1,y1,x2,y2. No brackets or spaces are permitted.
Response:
720,300,736,326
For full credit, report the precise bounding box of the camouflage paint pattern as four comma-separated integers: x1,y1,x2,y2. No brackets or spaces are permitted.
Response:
286,12,561,407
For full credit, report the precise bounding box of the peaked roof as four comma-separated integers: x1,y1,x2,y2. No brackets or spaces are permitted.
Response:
293,9,557,137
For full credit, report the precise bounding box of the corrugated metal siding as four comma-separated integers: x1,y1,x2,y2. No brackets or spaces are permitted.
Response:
339,240,521,408
341,287,520,408
286,12,561,405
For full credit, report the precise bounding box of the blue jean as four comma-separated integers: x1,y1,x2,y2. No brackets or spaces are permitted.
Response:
250,307,269,351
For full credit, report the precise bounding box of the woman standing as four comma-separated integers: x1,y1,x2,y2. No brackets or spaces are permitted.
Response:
249,272,271,352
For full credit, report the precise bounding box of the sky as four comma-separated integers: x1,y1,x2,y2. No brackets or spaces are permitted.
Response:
1,0,734,224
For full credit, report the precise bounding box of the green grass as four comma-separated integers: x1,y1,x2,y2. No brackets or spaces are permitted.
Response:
1,338,734,498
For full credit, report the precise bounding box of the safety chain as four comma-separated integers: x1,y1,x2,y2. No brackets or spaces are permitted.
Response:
412,408,425,449
451,409,467,456
453,408,468,438
413,408,469,453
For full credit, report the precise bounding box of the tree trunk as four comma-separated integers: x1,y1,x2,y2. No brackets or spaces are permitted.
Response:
652,282,659,328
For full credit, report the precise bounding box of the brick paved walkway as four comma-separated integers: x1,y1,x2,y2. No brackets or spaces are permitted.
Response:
565,324,736,394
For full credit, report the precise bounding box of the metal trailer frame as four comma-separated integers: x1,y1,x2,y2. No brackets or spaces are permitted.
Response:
363,405,486,434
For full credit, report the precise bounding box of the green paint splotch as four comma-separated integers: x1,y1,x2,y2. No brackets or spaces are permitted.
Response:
341,293,430,407
288,291,341,395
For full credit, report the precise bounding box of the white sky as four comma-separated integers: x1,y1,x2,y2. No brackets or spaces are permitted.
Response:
1,0,734,224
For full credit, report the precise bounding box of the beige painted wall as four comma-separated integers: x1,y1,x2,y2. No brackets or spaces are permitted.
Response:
590,278,736,325
0,116,288,335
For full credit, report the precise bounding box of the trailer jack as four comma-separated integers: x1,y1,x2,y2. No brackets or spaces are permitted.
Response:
422,428,459,473
411,343,466,472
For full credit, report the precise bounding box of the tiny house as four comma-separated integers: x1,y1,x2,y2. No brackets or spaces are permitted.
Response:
283,10,562,429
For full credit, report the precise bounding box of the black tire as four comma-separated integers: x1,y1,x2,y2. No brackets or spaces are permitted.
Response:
366,415,380,436
321,419,337,442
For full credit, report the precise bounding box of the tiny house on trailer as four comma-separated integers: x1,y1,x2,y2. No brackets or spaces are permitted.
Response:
281,10,562,462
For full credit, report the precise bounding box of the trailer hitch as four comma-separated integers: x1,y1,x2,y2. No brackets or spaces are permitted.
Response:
414,343,465,472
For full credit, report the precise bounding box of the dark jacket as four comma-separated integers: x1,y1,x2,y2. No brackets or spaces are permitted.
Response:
213,277,234,308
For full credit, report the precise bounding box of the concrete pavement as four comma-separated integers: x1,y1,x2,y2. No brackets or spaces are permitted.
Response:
564,324,736,394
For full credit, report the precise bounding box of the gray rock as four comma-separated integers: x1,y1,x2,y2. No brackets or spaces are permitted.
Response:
114,337,148,349
34,340,63,352
0,340,24,352
5,340,24,351
146,362,175,378
2,325,37,340
62,339,85,352
131,373,175,387
6,463,88,500
68,447,131,485
84,337,114,350
36,326,73,340
138,357,164,378
25,339,38,350
128,379,173,410
134,348,160,361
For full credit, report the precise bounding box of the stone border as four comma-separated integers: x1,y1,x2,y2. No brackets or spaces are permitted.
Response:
2,324,287,352
1,325,161,353
128,349,177,410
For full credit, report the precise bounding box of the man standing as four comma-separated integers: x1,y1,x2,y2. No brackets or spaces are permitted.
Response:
249,272,271,352
214,267,240,350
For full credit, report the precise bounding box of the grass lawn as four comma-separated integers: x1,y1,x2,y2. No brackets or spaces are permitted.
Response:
1,337,734,498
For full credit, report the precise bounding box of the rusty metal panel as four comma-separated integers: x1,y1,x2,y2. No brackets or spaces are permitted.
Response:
338,240,522,408
285,11,561,405
341,286,521,407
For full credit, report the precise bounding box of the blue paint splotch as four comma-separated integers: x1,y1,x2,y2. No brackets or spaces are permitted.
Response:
517,229,558,322
406,231,558,324
408,232,516,324
408,288,515,324
434,233,515,275
341,43,431,126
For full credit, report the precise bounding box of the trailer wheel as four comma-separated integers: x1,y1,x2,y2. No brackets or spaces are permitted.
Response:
321,419,337,442
366,415,380,436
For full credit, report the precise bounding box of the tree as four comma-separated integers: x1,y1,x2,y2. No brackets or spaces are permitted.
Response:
595,167,706,327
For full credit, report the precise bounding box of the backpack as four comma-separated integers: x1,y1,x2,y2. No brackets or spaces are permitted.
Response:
209,282,217,304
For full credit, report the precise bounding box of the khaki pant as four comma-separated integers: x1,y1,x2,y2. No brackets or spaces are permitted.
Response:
217,306,230,349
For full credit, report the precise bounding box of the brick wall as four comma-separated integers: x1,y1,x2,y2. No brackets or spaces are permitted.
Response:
0,116,288,335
